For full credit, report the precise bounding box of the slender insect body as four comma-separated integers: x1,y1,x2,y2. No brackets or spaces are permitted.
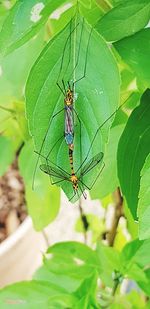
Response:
69,147,78,191
64,103,74,146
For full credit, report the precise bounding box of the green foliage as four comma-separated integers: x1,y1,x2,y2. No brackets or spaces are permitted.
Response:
1,239,150,307
0,0,150,307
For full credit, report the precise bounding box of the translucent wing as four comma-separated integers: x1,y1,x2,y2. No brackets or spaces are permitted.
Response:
81,152,104,176
40,164,69,180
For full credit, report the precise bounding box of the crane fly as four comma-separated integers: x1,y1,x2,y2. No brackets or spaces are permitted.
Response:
32,13,92,189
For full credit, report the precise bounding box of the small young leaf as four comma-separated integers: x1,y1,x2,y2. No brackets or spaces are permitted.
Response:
117,89,150,219
96,0,150,42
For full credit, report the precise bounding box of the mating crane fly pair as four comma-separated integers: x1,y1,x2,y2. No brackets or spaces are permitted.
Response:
33,10,117,202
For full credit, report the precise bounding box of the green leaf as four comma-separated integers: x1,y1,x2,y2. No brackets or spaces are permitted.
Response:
47,241,101,271
137,154,150,240
0,30,44,103
36,241,101,296
96,0,150,42
26,15,120,201
138,269,150,296
0,280,76,309
114,29,150,90
96,242,121,287
0,135,15,176
91,124,125,199
18,140,60,230
121,239,150,272
0,0,69,56
34,264,82,293
75,273,99,308
117,89,150,219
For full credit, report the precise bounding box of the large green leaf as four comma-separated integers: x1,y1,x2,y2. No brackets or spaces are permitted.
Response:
96,0,150,42
18,140,60,230
0,281,77,309
114,29,150,90
0,135,15,176
137,154,150,240
0,0,69,56
117,89,150,219
26,14,120,202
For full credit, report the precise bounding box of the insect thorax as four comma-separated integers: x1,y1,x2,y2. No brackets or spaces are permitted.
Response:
64,88,74,106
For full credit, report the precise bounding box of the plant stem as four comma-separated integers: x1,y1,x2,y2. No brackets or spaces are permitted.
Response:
107,187,124,246
79,199,89,244
111,279,119,296
42,229,50,247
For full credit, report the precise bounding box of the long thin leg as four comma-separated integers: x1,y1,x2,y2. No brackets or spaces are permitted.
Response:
73,27,93,87
70,17,85,81
57,22,80,85
79,179,90,191
78,182,87,199
56,82,65,96
32,107,64,189
51,179,66,185
69,189,76,202
46,134,64,161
